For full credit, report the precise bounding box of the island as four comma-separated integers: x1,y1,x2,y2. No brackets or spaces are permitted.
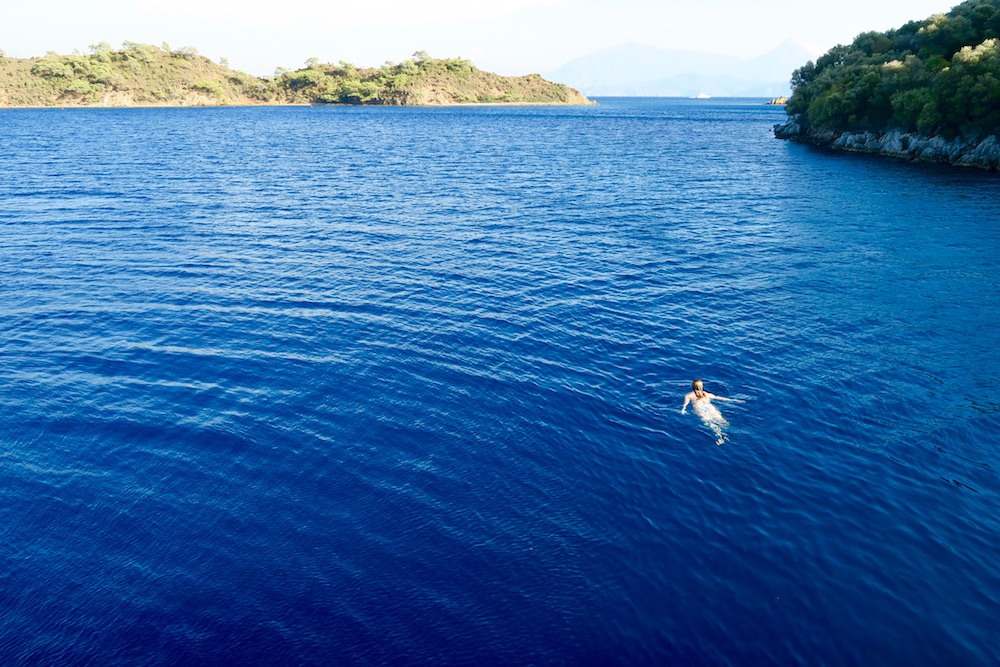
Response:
0,44,592,107
774,0,1000,170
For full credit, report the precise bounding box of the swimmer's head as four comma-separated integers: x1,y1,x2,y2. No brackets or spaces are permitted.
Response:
692,378,703,392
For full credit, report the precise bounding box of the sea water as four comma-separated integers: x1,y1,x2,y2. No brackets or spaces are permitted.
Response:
1,99,998,665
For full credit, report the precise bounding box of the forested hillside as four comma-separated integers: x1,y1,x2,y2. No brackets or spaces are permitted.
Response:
0,44,590,107
785,0,1000,139
273,51,588,105
0,43,272,106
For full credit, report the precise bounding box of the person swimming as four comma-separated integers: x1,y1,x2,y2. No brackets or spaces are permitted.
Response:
681,378,741,444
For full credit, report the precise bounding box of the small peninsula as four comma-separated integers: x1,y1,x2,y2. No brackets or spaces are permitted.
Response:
0,44,591,107
774,0,1000,170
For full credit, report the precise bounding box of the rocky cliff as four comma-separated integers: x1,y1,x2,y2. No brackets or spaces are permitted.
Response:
775,118,1000,171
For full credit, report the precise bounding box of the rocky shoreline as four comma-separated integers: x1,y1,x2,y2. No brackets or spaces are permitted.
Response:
774,118,1000,171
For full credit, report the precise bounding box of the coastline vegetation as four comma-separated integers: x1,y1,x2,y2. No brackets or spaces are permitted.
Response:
0,44,589,107
785,0,1000,139
274,51,586,105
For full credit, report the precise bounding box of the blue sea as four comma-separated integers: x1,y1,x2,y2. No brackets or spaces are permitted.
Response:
1,98,998,665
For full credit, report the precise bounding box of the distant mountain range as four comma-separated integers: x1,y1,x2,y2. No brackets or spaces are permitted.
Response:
546,41,815,97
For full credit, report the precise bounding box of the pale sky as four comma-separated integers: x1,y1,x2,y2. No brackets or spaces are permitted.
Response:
1,0,956,76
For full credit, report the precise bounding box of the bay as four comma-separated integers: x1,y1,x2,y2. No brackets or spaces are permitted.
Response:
1,98,998,665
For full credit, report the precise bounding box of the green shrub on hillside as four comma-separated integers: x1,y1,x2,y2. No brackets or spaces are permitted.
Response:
120,41,160,64
192,80,223,96
32,52,73,78
172,46,199,59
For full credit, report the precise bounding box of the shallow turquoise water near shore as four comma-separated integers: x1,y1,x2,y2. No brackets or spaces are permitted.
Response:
1,99,998,664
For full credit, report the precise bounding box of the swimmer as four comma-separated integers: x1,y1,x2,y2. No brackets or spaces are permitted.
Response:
681,378,742,444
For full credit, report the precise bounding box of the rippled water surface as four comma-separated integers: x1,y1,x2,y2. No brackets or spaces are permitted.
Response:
2,99,999,665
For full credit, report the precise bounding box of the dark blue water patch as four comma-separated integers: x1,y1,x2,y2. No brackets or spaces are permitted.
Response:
1,99,999,665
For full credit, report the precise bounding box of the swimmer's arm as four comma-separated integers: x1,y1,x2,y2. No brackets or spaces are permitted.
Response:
681,394,691,414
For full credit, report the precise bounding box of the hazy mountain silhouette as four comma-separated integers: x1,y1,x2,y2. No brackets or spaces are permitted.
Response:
548,40,815,97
